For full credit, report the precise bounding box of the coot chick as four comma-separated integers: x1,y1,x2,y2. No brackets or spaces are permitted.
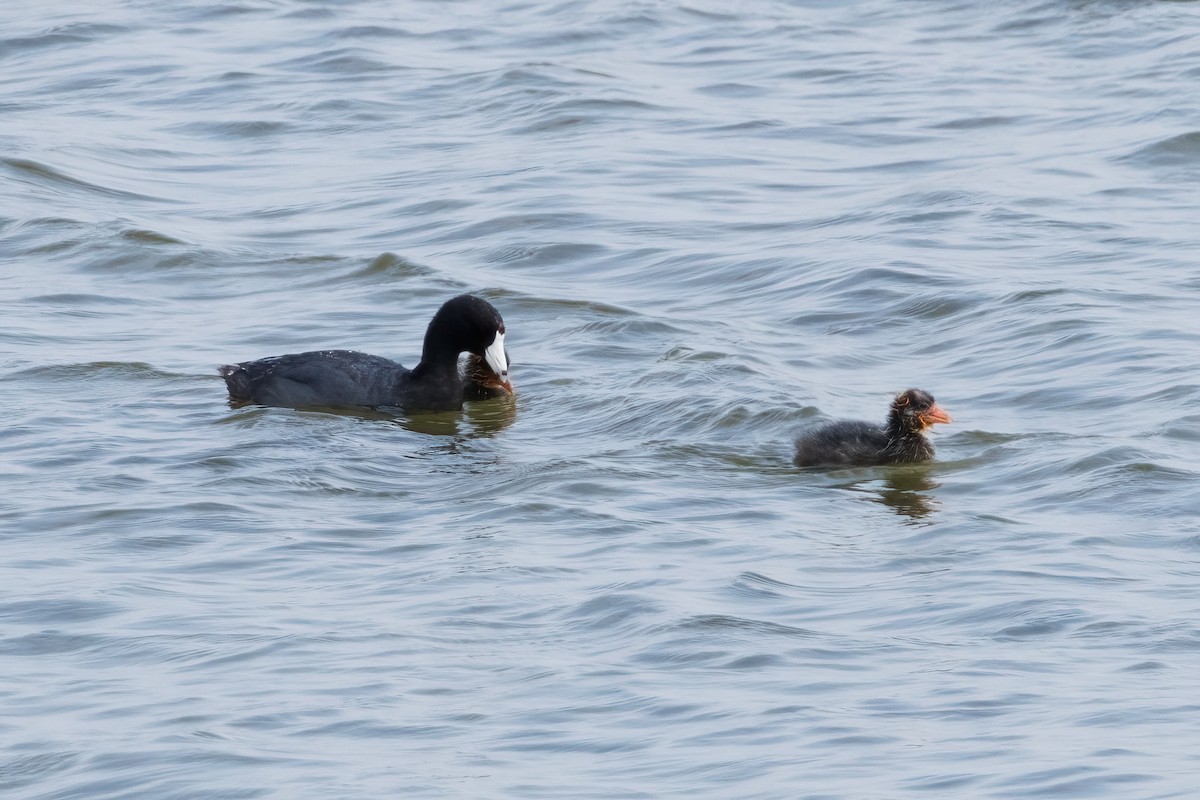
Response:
462,353,514,401
793,388,951,468
220,294,509,412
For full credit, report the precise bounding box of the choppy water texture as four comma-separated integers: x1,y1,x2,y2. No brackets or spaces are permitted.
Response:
4,1,1200,798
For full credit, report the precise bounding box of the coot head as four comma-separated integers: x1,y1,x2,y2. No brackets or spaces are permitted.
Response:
424,294,509,384
889,388,952,434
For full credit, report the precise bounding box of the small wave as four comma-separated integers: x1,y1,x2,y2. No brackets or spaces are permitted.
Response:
2,158,176,204
272,47,399,76
1124,131,1200,164
1118,131,1200,178
0,23,129,55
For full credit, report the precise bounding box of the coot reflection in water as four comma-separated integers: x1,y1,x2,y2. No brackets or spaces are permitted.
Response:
220,294,511,412
854,469,942,521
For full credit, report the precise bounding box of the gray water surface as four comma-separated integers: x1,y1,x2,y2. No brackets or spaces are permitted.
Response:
4,1,1200,798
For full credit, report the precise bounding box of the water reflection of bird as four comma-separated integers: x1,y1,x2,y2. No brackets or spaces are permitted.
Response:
873,469,940,521
794,389,952,468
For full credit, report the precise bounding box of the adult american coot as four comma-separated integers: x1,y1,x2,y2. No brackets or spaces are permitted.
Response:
220,294,510,412
793,388,951,468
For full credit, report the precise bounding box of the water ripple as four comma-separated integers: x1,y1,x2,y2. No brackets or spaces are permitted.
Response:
4,0,1200,798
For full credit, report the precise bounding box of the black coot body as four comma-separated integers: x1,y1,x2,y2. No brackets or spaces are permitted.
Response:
220,294,511,412
794,388,951,468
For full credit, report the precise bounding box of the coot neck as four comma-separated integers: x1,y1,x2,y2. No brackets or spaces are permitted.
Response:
882,414,933,462
409,312,468,380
